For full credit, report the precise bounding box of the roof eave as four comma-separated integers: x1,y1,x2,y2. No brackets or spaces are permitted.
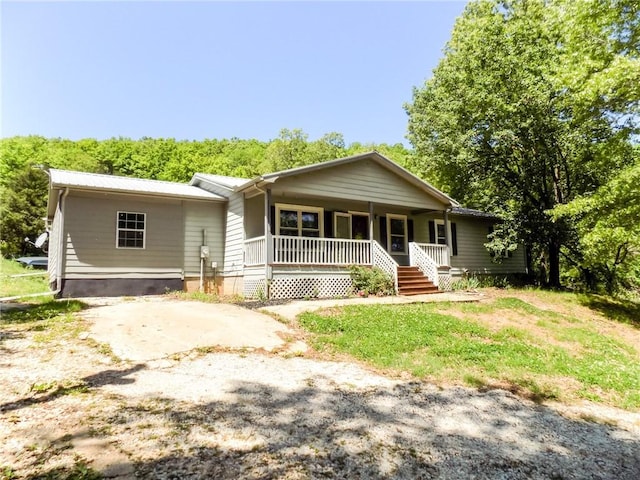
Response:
49,183,224,202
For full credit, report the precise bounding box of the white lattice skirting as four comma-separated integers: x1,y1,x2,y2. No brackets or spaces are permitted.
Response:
243,278,268,299
270,277,353,299
438,273,453,291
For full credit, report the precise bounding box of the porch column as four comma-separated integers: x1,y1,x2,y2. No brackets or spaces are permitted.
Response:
368,201,374,263
443,209,451,259
264,188,273,292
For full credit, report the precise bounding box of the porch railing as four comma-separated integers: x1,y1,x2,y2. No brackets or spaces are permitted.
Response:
244,236,266,266
409,242,439,287
272,236,372,265
412,242,450,266
372,241,399,294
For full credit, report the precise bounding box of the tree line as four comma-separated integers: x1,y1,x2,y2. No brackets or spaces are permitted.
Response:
0,130,412,256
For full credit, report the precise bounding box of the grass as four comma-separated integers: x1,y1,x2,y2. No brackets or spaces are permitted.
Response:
298,290,640,410
0,257,51,299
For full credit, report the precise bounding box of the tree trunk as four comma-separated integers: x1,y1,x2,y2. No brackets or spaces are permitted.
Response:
548,240,561,288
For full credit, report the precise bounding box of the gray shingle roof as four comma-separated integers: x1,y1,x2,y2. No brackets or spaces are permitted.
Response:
451,207,498,219
49,169,224,201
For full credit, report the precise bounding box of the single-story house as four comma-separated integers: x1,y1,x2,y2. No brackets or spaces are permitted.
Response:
46,152,526,298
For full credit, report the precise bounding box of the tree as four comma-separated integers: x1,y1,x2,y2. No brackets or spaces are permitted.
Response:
0,167,49,257
551,158,640,294
406,0,639,288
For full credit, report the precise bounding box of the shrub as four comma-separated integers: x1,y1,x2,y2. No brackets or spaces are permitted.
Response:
349,265,394,297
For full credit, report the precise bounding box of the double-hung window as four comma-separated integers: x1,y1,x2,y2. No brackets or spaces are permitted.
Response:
434,219,447,245
386,214,407,254
276,204,323,237
116,211,146,248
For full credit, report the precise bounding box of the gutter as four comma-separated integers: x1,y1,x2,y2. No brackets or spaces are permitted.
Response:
56,187,70,293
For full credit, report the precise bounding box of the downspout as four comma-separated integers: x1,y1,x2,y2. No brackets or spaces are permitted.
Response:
200,229,207,292
56,188,70,294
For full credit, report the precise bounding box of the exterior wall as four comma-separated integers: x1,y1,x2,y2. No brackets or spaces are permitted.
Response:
272,158,448,210
47,200,62,288
59,278,183,298
245,194,265,239
62,192,184,279
417,213,527,276
222,274,244,296
183,276,222,294
223,192,245,276
183,201,225,278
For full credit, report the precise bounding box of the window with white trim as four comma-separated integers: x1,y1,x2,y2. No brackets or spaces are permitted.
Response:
387,214,407,254
276,204,323,237
116,211,146,248
434,219,447,245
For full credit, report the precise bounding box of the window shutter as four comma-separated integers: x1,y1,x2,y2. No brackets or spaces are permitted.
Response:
428,220,435,244
408,219,414,243
324,211,333,238
451,222,458,256
380,216,387,249
270,206,276,234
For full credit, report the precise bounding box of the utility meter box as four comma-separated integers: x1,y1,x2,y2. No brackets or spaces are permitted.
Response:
200,246,210,258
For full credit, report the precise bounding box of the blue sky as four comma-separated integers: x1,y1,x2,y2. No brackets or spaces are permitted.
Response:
2,1,468,146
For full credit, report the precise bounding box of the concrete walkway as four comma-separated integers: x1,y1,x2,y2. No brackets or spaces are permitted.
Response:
263,291,482,321
80,297,302,362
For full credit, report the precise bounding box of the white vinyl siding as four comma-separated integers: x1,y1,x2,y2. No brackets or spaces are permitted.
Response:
48,205,62,285
63,192,183,277
272,159,448,210
223,192,245,276
183,201,225,275
443,215,526,275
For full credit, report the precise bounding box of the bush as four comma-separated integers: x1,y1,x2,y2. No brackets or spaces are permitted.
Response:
349,265,394,297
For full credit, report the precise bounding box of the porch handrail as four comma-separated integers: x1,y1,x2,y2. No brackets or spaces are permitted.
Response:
409,242,439,287
372,241,398,294
412,242,450,267
244,236,266,266
272,236,372,265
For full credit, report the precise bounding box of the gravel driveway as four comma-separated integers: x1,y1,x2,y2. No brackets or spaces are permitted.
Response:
2,296,639,479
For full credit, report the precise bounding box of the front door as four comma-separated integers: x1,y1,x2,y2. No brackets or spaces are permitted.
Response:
333,212,370,240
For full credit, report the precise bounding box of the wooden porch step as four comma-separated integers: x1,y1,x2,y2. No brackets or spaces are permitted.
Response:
397,266,440,296
398,286,440,295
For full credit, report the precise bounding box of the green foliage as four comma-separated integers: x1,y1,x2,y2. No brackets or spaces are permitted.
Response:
348,265,394,296
406,0,639,289
0,132,412,256
298,294,640,409
0,167,49,256
0,258,50,298
0,299,85,324
451,276,481,291
552,159,640,294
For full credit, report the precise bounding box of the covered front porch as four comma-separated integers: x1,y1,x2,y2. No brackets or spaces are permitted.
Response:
243,235,452,299
232,152,458,299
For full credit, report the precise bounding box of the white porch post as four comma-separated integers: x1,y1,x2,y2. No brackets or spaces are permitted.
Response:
264,188,273,296
368,201,374,264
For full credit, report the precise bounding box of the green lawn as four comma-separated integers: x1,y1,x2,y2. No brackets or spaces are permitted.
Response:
298,290,640,410
0,257,51,299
